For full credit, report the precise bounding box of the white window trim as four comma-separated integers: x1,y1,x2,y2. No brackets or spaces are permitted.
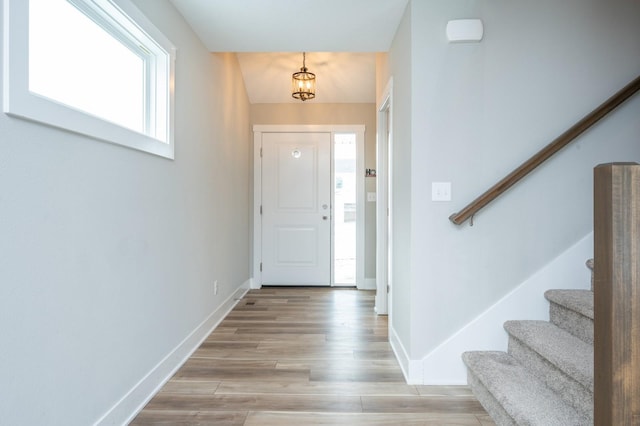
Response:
2,0,176,159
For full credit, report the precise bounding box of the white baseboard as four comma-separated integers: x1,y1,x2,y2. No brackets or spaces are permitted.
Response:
249,277,261,289
95,280,250,426
389,325,422,384
420,234,593,385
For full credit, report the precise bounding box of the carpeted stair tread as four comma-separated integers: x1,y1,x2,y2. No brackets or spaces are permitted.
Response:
544,290,593,320
462,351,589,426
504,320,593,392
545,290,593,344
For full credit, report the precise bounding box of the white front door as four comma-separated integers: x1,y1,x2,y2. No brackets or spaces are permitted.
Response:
261,132,331,285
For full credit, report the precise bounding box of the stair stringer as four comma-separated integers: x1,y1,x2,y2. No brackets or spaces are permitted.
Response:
421,233,592,384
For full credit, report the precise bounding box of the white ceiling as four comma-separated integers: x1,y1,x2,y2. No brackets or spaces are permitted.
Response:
168,0,409,52
168,0,409,103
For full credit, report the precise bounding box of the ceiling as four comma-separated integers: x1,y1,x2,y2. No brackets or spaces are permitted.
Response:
168,0,409,104
236,52,377,104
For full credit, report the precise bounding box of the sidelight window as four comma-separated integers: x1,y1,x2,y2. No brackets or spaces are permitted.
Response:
334,133,357,285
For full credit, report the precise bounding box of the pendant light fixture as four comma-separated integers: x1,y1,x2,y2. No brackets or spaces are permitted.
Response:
292,52,316,101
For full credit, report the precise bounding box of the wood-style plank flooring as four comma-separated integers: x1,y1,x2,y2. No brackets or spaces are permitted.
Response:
131,287,494,425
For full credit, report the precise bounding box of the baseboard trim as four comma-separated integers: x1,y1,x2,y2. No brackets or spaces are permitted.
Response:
94,279,250,426
389,325,422,385
249,277,261,289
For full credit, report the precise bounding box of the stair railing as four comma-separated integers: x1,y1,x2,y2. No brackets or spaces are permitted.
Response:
449,75,640,226
593,162,640,425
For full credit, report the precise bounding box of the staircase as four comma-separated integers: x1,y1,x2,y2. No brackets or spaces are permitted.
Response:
463,260,595,426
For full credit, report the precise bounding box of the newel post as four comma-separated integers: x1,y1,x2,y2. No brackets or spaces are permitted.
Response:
594,162,640,426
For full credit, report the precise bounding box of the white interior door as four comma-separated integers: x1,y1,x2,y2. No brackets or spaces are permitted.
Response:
261,132,331,285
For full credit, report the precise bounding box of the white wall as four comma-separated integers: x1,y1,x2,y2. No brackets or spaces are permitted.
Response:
0,1,251,424
388,0,640,382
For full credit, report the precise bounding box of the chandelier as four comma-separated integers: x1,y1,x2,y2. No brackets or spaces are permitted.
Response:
291,52,316,101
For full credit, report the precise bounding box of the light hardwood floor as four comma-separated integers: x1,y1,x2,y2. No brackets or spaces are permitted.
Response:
131,287,495,425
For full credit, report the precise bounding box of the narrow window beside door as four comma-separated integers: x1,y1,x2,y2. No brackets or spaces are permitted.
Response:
334,133,357,285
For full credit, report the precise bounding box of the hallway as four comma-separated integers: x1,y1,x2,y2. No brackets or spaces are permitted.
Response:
132,288,493,425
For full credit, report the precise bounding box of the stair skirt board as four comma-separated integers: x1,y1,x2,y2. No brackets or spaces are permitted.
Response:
421,234,592,385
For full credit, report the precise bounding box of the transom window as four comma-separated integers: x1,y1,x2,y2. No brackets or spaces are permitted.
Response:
3,0,176,158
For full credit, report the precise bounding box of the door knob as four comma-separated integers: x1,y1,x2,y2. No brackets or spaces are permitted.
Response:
322,216,328,220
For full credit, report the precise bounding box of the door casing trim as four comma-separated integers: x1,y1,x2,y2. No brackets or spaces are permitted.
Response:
375,78,393,314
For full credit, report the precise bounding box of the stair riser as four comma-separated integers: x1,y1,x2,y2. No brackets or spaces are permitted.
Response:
508,337,593,422
466,370,517,426
549,303,593,344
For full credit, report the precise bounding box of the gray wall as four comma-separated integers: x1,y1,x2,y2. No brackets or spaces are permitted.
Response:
389,0,640,362
0,0,251,423
388,2,414,352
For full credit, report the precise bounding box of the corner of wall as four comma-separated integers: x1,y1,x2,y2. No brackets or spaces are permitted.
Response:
419,233,593,385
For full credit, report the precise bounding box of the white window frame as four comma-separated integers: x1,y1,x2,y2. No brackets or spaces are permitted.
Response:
3,0,176,159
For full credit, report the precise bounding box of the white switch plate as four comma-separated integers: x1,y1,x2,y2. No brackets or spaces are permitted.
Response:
367,192,377,202
432,182,452,201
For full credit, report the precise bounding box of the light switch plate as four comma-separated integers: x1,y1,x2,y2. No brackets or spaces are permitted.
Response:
432,182,452,201
367,192,377,202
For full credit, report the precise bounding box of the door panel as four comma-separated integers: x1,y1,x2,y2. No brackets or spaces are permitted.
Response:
261,132,331,285
275,226,317,264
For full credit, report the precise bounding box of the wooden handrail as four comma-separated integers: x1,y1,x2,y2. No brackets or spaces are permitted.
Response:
449,75,640,225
